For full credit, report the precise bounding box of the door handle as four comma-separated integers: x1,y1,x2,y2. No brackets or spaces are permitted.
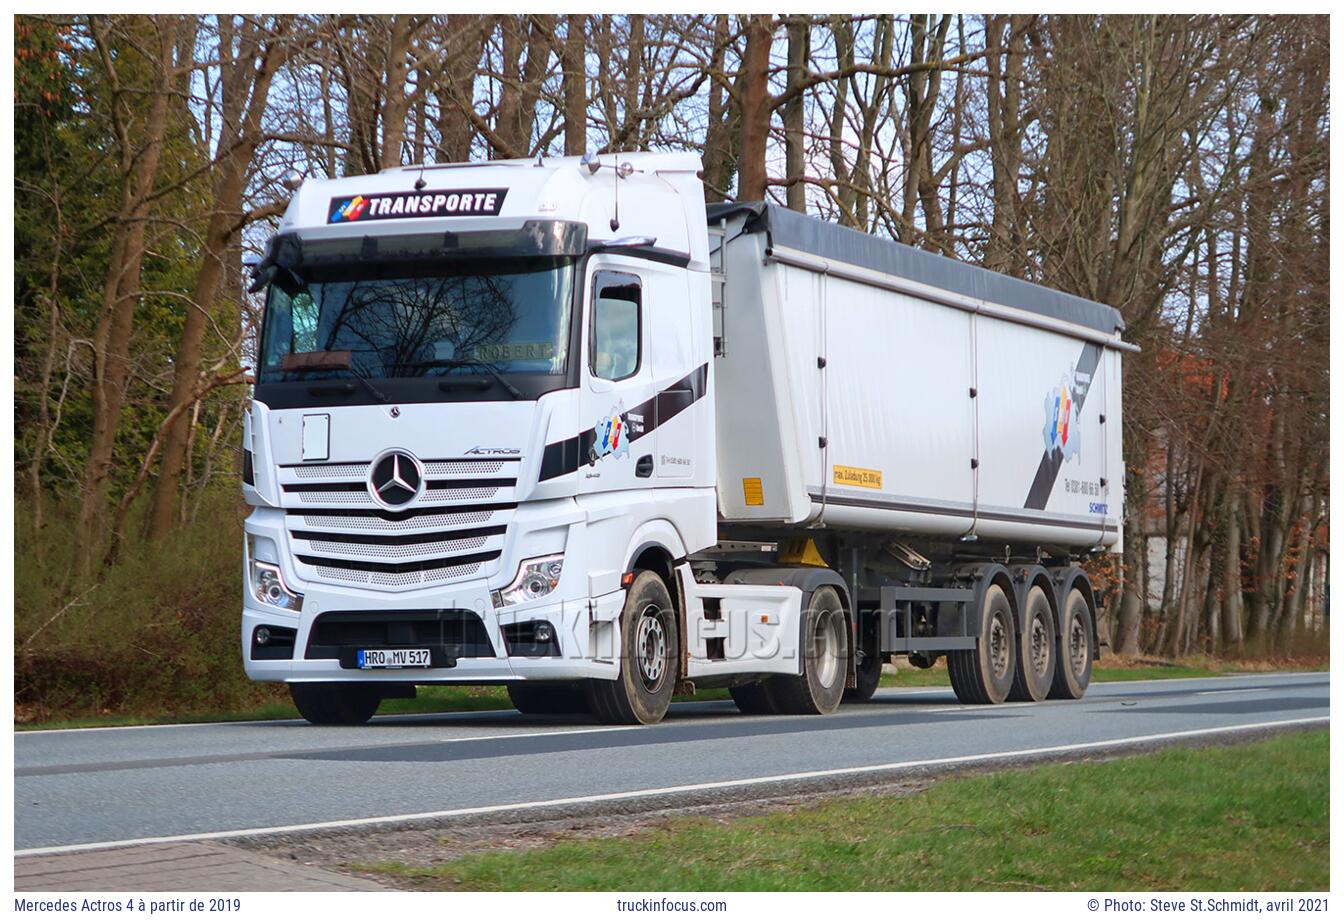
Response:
635,454,654,478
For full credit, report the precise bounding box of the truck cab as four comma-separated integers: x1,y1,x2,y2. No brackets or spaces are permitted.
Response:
243,153,727,724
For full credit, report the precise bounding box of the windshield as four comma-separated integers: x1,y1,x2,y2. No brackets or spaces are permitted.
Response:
257,257,575,385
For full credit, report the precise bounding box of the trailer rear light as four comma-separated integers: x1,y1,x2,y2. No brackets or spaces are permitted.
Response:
492,554,563,608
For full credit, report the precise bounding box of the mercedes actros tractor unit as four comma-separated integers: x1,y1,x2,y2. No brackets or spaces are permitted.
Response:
242,151,1131,725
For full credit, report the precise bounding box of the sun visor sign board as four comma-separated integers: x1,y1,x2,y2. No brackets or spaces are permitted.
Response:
712,208,1125,553
329,188,508,224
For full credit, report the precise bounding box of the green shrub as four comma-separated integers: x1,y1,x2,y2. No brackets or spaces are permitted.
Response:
14,491,287,720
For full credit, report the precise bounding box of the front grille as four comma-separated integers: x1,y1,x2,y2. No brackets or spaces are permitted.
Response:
277,457,519,588
306,610,495,660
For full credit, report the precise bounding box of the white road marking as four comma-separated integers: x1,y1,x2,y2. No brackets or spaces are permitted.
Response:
1196,688,1271,696
16,715,1328,857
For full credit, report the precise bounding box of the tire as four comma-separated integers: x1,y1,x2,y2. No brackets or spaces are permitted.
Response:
948,583,1017,705
508,682,590,715
844,611,882,702
585,571,679,724
729,681,778,715
764,585,849,715
1009,585,1057,702
1049,587,1095,699
290,682,381,725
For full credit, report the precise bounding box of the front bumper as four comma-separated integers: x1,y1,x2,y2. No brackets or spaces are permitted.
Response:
242,582,626,684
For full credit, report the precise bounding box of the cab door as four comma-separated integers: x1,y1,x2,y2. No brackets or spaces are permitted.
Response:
579,265,652,495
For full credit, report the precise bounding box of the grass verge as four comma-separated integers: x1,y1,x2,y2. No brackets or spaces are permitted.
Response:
356,729,1329,891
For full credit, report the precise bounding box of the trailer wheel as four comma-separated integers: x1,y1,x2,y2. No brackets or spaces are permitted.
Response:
948,583,1017,704
1009,586,1057,702
290,682,381,725
586,571,679,724
1049,588,1094,699
844,612,882,702
765,586,848,715
729,681,778,715
508,682,590,715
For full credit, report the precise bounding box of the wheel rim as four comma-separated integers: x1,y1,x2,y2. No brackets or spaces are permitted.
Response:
812,608,843,688
1069,613,1088,676
1030,614,1051,678
989,611,1011,679
635,605,667,690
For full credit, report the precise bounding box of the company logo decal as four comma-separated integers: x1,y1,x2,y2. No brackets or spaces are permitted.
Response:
328,188,508,224
589,402,636,465
1042,368,1084,463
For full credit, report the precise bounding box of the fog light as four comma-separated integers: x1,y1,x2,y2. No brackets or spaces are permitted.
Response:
534,622,554,644
256,627,271,646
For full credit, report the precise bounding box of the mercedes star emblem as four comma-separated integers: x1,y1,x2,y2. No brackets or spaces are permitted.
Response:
368,449,424,508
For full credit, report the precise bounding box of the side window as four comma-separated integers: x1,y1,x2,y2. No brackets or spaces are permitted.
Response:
590,272,641,381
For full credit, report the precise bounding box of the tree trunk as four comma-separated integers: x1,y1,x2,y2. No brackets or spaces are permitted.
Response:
736,15,773,201
147,20,285,541
76,17,183,577
562,14,587,155
782,16,809,211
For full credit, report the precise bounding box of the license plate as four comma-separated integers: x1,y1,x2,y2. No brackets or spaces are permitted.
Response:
356,648,431,669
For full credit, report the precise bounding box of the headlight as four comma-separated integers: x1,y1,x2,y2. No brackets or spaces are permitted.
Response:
492,554,564,608
247,535,303,612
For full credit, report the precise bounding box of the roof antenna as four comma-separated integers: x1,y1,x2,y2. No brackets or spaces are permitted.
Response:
413,161,427,191
610,156,620,232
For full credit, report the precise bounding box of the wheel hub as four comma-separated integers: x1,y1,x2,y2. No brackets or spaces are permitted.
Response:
1030,616,1051,677
1069,615,1088,674
813,608,843,688
635,606,667,689
989,613,1010,679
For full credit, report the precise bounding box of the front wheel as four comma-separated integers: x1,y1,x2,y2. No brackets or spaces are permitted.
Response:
586,571,679,724
290,682,381,725
508,682,590,715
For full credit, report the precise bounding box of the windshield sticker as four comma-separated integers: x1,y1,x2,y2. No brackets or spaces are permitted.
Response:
328,188,507,224
474,342,555,362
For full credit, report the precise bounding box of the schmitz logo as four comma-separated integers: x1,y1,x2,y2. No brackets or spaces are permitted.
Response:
328,188,507,224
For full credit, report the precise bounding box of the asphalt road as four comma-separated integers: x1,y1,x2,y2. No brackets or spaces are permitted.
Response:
15,671,1328,854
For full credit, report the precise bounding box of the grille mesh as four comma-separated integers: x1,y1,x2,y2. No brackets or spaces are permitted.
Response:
296,509,496,531
315,562,484,586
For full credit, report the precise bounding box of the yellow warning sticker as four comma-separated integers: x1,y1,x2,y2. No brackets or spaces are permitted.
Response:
742,477,764,506
833,465,883,490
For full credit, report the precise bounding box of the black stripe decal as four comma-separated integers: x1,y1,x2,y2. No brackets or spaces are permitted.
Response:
538,363,709,481
1024,343,1102,510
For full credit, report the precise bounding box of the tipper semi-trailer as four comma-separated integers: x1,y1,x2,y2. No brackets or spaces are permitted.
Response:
242,151,1132,725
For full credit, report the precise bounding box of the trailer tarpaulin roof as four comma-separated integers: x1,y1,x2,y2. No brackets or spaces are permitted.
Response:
706,201,1125,335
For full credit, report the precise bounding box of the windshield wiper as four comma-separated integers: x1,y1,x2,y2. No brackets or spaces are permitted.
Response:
279,350,390,403
405,357,525,399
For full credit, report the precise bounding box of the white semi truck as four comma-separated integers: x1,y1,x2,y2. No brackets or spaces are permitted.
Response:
242,151,1131,725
